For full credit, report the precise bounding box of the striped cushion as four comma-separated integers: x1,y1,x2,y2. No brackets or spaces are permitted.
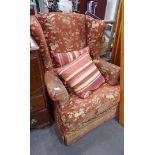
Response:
55,52,105,98
53,46,90,67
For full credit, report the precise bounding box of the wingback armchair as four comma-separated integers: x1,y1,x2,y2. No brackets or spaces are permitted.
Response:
30,12,120,145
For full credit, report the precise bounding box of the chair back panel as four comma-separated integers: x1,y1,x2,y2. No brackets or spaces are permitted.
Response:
36,12,87,56
30,13,105,69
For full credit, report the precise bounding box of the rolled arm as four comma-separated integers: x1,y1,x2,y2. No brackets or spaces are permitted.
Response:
94,59,120,85
45,71,69,108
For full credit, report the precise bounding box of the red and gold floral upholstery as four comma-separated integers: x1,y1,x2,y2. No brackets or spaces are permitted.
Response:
94,58,120,85
30,12,120,145
30,16,53,70
35,12,87,67
86,15,105,59
45,71,69,109
56,83,120,133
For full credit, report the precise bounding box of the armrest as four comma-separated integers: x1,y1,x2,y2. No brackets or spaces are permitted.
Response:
94,59,120,85
45,71,69,108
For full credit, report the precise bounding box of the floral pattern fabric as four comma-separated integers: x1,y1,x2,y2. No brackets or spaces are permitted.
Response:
30,13,120,145
55,104,118,145
44,71,70,109
94,58,120,85
56,83,120,133
35,12,87,66
30,16,53,70
86,15,105,59
31,13,106,69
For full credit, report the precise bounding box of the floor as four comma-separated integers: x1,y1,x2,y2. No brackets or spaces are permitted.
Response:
30,119,124,155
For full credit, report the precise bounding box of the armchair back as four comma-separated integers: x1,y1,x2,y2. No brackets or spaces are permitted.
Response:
30,12,105,70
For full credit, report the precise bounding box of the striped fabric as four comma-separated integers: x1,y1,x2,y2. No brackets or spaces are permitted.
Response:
53,46,90,67
55,52,105,99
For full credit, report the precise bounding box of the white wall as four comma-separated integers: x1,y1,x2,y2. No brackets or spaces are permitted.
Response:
58,0,72,12
104,0,119,21
38,0,49,13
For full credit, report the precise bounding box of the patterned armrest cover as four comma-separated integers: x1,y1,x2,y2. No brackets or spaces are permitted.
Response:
45,71,69,109
94,59,120,85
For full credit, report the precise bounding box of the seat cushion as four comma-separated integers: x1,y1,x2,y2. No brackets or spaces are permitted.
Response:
55,52,105,98
56,83,120,132
53,46,90,67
